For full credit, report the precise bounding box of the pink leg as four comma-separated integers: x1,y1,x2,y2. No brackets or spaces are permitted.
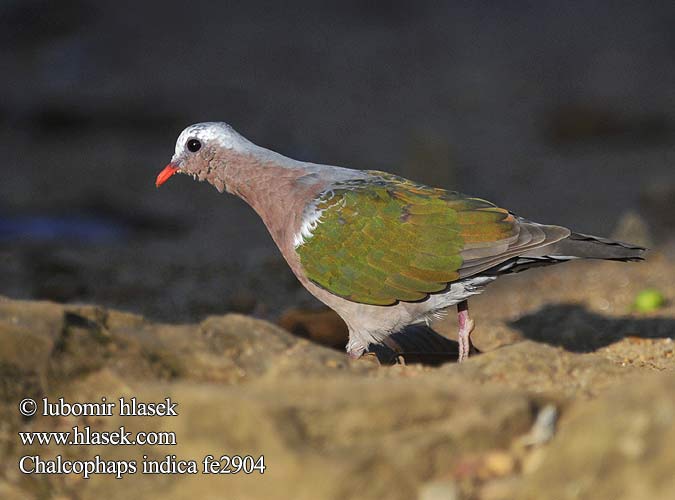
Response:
457,300,475,362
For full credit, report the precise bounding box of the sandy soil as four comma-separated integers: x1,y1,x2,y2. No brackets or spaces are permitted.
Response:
0,251,672,499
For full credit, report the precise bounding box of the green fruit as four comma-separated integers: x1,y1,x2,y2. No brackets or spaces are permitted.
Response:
633,289,666,312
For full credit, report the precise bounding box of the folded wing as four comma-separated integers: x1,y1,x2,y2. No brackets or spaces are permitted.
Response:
295,172,569,305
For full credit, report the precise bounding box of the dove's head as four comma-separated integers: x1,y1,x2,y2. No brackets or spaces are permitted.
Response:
155,122,255,191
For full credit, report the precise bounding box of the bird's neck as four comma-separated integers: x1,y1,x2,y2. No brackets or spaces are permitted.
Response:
218,150,325,254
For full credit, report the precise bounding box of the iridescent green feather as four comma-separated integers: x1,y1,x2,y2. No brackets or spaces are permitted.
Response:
296,171,516,305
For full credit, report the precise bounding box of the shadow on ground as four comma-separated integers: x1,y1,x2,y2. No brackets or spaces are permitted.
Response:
511,303,675,352
371,303,675,365
368,324,461,366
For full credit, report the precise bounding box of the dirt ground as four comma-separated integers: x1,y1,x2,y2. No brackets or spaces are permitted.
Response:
1,250,673,499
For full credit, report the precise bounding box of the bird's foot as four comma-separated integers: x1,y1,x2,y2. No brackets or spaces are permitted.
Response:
457,317,475,362
346,340,368,360
383,337,406,365
347,348,365,360
457,300,475,363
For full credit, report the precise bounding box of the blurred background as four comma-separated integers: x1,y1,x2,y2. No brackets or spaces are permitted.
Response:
1,0,674,323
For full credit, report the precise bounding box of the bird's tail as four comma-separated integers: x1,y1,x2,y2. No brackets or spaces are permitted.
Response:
544,232,646,261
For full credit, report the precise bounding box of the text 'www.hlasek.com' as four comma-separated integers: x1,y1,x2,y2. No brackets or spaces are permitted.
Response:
17,397,266,479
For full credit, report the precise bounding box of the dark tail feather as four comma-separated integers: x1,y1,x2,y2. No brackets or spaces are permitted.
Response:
547,232,646,261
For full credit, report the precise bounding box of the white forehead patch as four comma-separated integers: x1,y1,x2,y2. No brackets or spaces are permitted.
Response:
174,122,253,157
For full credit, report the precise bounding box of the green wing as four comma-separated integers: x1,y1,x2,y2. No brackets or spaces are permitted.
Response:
295,172,519,306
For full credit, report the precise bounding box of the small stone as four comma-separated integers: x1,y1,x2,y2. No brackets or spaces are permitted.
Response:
519,404,558,447
418,480,460,500
483,451,515,477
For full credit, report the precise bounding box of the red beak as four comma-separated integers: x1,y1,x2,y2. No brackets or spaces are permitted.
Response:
155,163,179,188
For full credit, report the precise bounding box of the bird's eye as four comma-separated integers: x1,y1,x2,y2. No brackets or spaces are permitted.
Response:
187,139,201,152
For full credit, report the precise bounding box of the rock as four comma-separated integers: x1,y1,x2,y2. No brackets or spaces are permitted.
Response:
440,341,632,398
0,296,538,499
515,372,675,500
0,298,64,458
0,479,28,500
517,404,558,447
0,294,674,499
22,376,535,500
